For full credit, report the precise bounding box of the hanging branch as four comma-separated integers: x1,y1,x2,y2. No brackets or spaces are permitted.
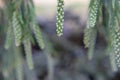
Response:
12,11,22,46
84,0,100,60
114,26,120,68
56,0,64,36
4,24,13,49
87,0,100,28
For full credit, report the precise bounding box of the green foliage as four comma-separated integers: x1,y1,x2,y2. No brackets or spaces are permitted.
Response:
23,37,33,70
108,15,117,71
32,25,45,49
84,27,97,60
4,25,13,49
1,0,120,80
87,0,100,28
84,0,100,60
83,0,120,70
56,0,64,36
4,0,45,71
12,11,22,46
14,47,23,80
114,26,120,68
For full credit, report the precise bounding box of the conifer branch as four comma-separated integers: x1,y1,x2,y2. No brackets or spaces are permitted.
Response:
14,46,23,80
4,25,13,49
87,0,100,28
23,37,34,70
114,26,120,68
12,11,22,46
56,0,64,36
32,25,45,49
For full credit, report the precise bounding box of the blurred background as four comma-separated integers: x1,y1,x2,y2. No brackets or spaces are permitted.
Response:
0,0,120,80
